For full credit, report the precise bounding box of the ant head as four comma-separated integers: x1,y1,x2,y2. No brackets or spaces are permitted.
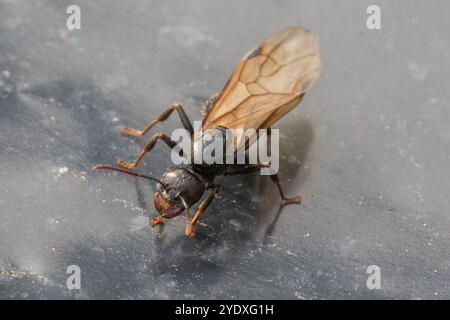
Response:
92,165,204,220
154,167,205,219
154,183,185,218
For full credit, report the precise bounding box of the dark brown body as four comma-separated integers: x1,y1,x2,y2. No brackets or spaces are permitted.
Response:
93,27,320,237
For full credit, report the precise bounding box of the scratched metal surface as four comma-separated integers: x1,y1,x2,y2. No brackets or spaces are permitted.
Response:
0,0,449,299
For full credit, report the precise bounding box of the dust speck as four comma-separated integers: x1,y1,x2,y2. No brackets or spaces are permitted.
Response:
57,167,69,177
407,62,428,81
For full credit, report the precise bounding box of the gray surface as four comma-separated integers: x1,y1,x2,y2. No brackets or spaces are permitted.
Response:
0,0,449,299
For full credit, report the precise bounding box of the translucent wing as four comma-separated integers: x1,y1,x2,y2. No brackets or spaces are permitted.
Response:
202,27,320,133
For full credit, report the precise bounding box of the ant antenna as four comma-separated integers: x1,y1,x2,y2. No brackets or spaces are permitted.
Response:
93,165,166,188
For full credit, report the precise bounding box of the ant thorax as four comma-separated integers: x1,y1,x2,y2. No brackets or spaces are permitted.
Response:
191,126,230,173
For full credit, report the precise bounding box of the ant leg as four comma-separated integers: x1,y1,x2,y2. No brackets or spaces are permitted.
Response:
270,174,302,205
121,102,194,137
264,127,300,205
117,132,176,169
224,163,270,176
225,165,300,204
185,185,220,237
151,216,164,225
